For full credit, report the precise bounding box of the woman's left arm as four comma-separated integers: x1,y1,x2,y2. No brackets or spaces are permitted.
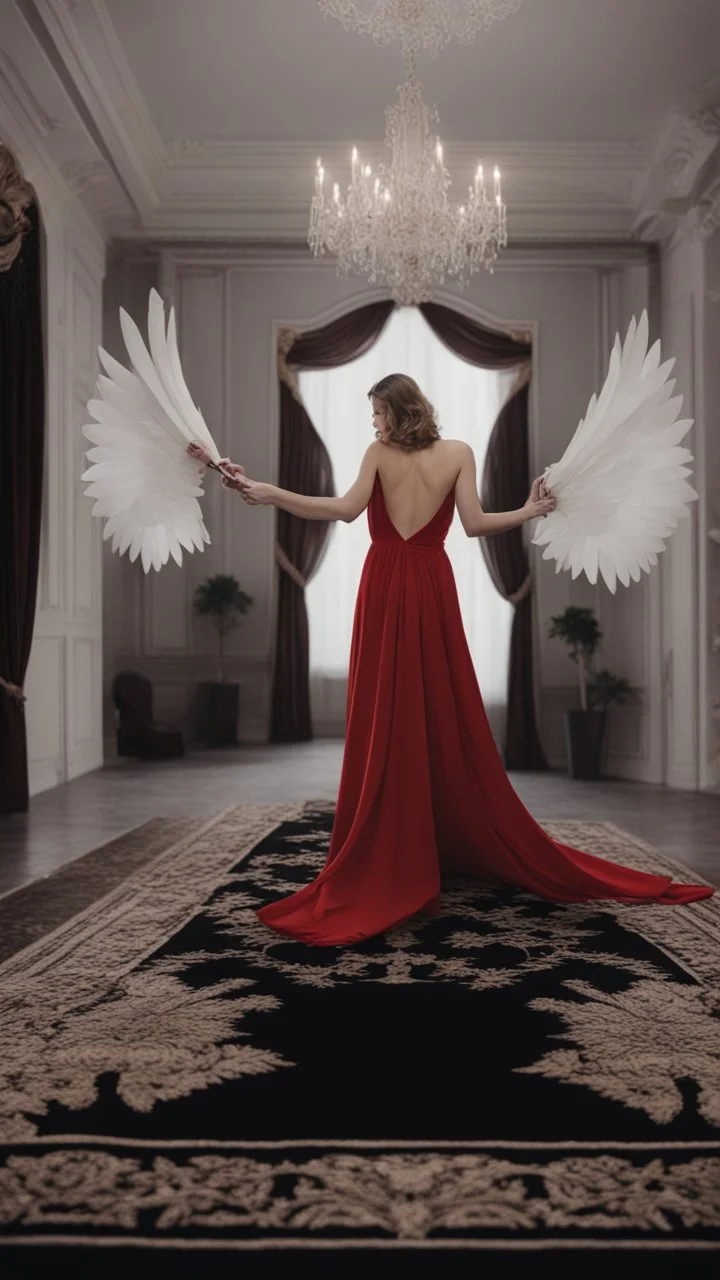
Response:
234,442,381,522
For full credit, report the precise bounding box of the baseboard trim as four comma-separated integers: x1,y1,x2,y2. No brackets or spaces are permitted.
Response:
28,758,64,797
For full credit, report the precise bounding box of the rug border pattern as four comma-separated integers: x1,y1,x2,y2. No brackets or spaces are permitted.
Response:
1,804,718,1254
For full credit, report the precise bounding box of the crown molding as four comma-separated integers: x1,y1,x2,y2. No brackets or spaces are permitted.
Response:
0,48,61,138
115,205,640,243
133,137,649,242
108,239,655,274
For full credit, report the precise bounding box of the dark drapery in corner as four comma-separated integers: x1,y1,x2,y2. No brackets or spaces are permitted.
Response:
480,380,549,770
0,194,46,812
419,301,548,771
270,300,395,742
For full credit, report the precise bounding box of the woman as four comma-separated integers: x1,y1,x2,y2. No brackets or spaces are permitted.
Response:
188,374,713,946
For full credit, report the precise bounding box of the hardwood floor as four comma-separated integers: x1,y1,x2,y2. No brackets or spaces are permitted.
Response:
0,741,718,897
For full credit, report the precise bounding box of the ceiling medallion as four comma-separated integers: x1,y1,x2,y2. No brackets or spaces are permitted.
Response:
318,0,523,56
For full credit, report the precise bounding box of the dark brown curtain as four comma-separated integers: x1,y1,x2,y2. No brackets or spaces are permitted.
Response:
481,380,548,769
0,189,45,813
419,302,548,770
270,300,394,741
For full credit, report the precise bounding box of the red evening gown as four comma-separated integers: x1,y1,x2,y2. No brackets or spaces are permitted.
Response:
256,472,714,946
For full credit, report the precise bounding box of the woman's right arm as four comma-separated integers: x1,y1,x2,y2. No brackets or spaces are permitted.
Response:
453,441,555,537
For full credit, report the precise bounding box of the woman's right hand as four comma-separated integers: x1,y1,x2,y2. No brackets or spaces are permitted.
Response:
230,476,276,505
187,441,212,466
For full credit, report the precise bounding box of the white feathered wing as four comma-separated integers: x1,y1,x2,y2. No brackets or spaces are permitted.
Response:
81,287,221,573
532,310,697,593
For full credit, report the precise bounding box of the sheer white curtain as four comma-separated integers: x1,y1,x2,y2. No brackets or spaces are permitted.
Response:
298,305,516,744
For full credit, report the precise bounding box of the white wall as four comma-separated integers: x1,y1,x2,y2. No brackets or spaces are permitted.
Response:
102,243,668,781
701,227,720,789
659,231,719,791
0,106,106,797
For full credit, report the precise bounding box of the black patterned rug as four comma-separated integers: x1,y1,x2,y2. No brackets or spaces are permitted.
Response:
0,801,718,1278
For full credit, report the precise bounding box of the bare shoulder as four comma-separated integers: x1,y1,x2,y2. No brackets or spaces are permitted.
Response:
432,440,472,490
441,439,474,464
357,439,383,468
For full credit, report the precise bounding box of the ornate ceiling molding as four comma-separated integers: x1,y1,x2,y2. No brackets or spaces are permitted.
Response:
634,80,720,245
19,0,163,221
678,174,720,243
0,0,132,241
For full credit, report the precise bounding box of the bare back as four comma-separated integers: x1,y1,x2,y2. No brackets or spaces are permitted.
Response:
376,439,463,541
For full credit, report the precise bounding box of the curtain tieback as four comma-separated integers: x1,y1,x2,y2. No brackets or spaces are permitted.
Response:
508,572,532,607
0,145,34,273
277,326,302,404
275,540,307,590
0,675,26,703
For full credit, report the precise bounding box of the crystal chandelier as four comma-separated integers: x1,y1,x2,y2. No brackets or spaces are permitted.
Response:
309,50,507,304
309,0,519,304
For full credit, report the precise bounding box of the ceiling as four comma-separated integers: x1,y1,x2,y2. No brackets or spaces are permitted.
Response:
104,0,720,144
2,0,719,242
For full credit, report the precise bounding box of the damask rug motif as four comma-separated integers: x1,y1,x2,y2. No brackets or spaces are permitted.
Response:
0,802,718,1277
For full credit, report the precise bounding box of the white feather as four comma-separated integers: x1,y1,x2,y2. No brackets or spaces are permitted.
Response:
531,310,698,593
80,288,221,573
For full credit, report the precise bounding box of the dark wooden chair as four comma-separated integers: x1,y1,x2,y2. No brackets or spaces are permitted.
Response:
112,670,185,760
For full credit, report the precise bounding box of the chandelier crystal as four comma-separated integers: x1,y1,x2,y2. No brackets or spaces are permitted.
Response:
318,0,523,56
308,51,507,305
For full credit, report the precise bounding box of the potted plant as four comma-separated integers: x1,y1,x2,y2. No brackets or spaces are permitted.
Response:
547,606,632,779
587,669,633,713
193,574,254,746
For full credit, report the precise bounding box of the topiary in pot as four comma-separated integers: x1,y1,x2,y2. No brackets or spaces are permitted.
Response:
547,606,602,711
588,669,633,712
547,606,607,779
193,574,254,745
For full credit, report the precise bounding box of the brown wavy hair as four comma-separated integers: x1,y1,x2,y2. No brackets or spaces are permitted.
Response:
368,373,441,452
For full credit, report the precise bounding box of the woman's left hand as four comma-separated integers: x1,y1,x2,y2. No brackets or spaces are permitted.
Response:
218,457,246,482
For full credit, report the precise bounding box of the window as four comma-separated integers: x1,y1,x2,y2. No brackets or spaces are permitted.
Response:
299,305,516,745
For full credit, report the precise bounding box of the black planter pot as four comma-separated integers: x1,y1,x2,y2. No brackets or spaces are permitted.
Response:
563,709,607,780
194,681,240,747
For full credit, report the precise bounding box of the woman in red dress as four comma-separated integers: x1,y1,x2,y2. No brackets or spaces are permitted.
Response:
188,374,714,946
